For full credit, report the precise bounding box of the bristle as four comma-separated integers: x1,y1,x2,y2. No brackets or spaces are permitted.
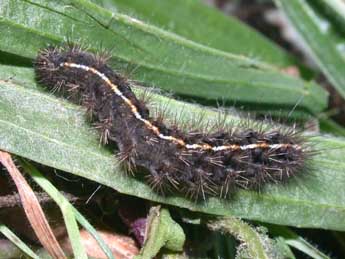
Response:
34,44,312,201
94,118,113,145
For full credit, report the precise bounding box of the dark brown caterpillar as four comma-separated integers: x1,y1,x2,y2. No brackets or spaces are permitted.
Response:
34,45,309,200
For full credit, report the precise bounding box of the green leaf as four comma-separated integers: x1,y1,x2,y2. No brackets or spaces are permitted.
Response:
206,217,280,259
0,64,345,231
138,207,185,259
0,0,327,115
267,225,330,259
275,237,296,259
20,161,87,259
0,223,40,259
319,118,345,137
274,0,345,99
20,160,115,259
91,0,299,68
315,0,345,29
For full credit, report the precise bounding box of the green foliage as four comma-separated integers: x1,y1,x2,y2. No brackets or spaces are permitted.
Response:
138,207,185,259
1,0,345,258
0,0,327,115
1,64,345,231
275,0,345,99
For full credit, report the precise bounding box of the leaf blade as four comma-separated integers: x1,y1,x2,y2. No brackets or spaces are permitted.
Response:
92,0,299,68
20,160,116,259
274,0,345,99
0,0,328,115
0,65,344,231
0,223,40,259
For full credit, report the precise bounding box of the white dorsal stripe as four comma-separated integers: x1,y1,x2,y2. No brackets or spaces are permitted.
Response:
61,62,302,152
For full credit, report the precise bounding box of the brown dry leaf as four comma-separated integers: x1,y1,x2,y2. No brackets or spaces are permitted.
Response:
0,151,66,259
61,229,139,259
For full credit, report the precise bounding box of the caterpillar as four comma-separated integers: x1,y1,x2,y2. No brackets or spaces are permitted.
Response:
34,45,309,200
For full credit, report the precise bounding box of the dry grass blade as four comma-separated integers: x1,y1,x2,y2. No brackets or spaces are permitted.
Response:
0,150,66,259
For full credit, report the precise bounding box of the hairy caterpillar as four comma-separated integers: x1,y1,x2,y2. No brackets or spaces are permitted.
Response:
34,45,309,200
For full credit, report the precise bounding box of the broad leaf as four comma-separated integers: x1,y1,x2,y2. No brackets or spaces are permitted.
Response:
92,0,300,68
0,0,327,116
0,65,344,231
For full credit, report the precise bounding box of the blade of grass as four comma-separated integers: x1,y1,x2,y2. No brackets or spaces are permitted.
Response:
0,151,67,259
0,223,40,259
319,118,345,136
61,207,87,259
275,237,296,259
20,159,115,259
286,238,330,259
317,0,345,29
274,0,345,99
267,225,330,259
